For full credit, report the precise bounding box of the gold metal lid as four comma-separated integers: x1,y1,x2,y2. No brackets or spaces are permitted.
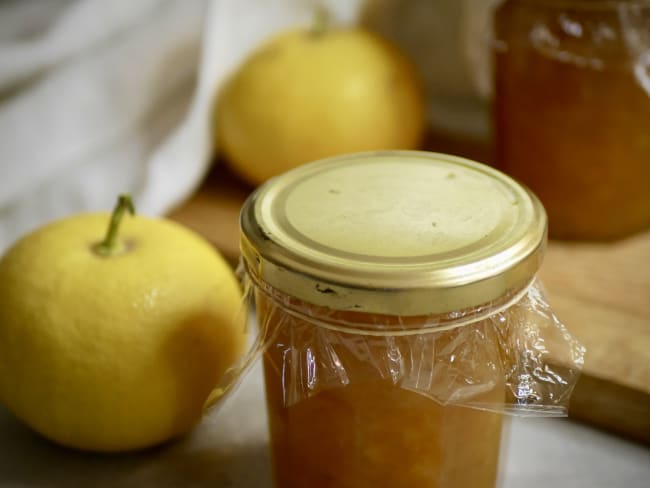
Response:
240,151,547,316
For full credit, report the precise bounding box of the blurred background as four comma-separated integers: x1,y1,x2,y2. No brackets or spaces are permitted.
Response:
0,0,502,252
0,0,648,480
2,0,649,248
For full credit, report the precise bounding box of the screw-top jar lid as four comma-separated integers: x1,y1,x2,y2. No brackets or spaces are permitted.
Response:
240,151,547,316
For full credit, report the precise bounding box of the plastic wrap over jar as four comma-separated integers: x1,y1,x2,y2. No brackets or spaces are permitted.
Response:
244,265,585,417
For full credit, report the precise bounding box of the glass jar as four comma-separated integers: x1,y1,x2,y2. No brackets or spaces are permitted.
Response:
240,151,584,488
493,0,650,240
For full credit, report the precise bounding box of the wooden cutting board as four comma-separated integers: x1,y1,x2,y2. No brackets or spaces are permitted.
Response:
169,154,650,444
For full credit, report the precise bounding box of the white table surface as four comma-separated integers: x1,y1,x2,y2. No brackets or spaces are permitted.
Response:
1,362,648,488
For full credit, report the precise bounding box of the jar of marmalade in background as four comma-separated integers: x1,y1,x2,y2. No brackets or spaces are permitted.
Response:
240,151,584,488
494,0,650,240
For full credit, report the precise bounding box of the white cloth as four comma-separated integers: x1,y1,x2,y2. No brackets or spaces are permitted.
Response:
0,0,208,252
0,0,492,253
0,0,363,252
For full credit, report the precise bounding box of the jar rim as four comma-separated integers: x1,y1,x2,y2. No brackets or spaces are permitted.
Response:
246,262,536,335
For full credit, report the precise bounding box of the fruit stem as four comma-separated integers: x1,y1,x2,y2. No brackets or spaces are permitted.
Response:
93,194,135,256
311,5,329,37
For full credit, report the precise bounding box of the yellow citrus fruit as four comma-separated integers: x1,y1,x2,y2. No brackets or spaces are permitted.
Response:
0,198,247,452
216,26,426,186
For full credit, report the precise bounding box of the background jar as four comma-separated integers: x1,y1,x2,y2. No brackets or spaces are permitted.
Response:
240,151,583,488
493,0,650,240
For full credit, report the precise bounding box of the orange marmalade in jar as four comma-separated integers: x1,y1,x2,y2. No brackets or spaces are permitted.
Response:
239,151,584,488
494,0,650,240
